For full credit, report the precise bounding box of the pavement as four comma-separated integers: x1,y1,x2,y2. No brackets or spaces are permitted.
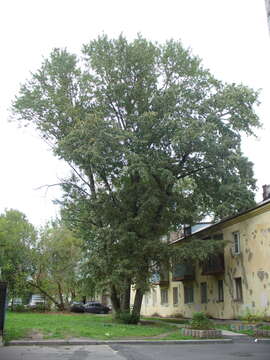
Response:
0,344,126,360
0,340,270,360
1,327,270,360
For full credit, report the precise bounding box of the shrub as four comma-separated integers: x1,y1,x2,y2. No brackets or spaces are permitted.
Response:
239,310,266,323
115,311,140,325
30,304,50,312
189,312,214,330
10,304,29,313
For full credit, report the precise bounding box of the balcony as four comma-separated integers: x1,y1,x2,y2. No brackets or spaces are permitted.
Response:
151,272,169,286
201,254,225,275
172,263,195,281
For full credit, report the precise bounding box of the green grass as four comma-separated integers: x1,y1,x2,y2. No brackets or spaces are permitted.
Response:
143,316,188,325
260,325,270,330
4,312,177,342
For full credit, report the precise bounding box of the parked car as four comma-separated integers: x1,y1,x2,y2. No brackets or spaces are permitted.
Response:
84,301,110,314
70,302,85,313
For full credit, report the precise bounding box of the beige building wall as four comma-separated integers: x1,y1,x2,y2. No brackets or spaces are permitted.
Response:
134,203,270,319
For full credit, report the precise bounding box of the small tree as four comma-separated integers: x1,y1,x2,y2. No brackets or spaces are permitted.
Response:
28,221,84,311
0,209,37,305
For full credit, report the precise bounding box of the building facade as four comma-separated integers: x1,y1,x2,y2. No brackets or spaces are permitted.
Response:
136,198,270,319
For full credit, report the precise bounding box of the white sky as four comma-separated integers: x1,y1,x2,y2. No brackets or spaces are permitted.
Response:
0,0,269,227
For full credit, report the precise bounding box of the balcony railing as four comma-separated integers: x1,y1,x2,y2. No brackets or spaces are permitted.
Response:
172,263,195,281
201,254,225,275
151,272,169,286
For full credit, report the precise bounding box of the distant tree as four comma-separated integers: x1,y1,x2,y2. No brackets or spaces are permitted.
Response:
0,209,36,305
28,221,84,310
13,35,260,318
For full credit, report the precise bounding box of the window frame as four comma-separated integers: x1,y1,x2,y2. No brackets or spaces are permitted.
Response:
232,231,240,255
173,287,179,305
234,277,243,302
160,288,168,305
217,279,224,302
184,285,194,304
200,282,207,304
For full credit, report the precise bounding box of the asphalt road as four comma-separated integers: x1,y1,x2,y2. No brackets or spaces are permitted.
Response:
0,342,269,360
111,342,270,360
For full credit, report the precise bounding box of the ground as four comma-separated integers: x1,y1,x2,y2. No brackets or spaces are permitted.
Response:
0,341,270,360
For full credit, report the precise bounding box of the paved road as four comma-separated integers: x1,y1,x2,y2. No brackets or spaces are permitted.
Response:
0,341,269,360
112,342,270,360
0,345,125,360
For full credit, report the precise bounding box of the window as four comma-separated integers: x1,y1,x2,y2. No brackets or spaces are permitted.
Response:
234,277,243,302
232,232,240,255
160,289,168,305
200,282,207,304
152,289,157,306
173,287,179,305
184,286,194,304
218,280,224,302
144,292,150,306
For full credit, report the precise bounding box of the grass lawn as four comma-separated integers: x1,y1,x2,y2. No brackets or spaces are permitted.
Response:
4,312,185,342
143,317,188,325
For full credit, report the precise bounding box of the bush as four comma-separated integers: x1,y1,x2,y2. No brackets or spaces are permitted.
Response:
239,310,266,323
189,312,214,330
10,304,29,313
115,311,140,325
30,304,50,312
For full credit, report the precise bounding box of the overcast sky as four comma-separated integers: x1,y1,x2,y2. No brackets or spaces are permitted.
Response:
0,0,269,227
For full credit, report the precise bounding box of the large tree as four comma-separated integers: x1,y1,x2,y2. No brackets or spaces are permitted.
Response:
12,35,260,317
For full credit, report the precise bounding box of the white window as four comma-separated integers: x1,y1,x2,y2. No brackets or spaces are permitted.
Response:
200,282,207,304
232,231,240,255
218,280,224,302
184,286,194,304
152,289,157,306
173,287,179,305
234,277,243,302
144,292,150,306
160,289,168,305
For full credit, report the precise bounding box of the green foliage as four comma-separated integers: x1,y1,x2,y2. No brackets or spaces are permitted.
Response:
29,304,51,312
9,304,30,313
12,34,260,315
29,220,85,310
115,311,140,325
189,312,214,330
0,209,37,299
239,309,267,323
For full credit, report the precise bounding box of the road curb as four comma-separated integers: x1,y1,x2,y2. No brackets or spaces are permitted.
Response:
254,338,270,344
7,338,233,346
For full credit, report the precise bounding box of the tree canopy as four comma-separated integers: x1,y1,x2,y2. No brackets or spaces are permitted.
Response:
12,35,260,316
0,209,36,300
28,220,84,310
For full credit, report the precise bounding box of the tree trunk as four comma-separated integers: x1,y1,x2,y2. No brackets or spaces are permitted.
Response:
120,279,131,312
110,284,120,313
132,288,143,318
57,282,65,311
28,281,64,311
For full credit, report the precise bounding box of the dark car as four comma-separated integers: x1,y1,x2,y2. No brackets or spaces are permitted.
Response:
84,301,110,314
70,301,85,313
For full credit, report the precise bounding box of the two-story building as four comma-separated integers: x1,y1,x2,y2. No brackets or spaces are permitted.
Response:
139,187,270,319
